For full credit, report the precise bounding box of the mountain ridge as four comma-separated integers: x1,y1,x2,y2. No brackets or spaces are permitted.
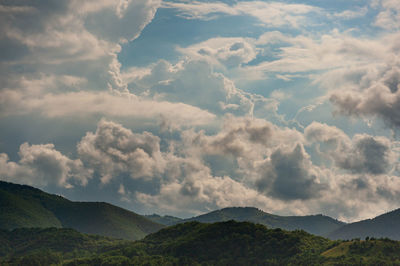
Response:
0,181,163,240
3,180,400,241
328,208,400,240
147,206,346,237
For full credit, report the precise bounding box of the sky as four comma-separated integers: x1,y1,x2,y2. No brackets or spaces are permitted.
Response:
1,0,400,222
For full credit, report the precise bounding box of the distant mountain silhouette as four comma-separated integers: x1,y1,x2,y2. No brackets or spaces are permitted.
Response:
147,207,345,237
328,208,400,240
0,181,163,240
145,214,183,226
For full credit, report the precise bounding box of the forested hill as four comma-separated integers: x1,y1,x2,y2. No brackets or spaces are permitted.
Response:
1,221,400,265
0,181,163,240
328,208,400,240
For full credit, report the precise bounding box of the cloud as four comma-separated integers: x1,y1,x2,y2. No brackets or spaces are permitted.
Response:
252,30,386,74
0,116,399,221
331,7,368,19
76,0,161,42
126,59,257,116
0,85,215,127
77,119,166,183
328,59,400,128
0,143,91,188
179,115,304,162
0,0,161,119
256,144,326,200
294,30,400,129
162,1,321,28
177,37,257,68
373,0,400,30
305,122,398,175
136,160,278,217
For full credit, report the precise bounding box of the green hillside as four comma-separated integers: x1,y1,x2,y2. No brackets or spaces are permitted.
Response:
0,188,62,229
179,207,345,237
0,181,163,240
329,208,400,240
134,220,332,265
0,227,126,265
1,221,400,265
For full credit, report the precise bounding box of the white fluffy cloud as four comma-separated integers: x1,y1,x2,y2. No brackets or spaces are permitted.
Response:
77,119,166,184
0,143,91,188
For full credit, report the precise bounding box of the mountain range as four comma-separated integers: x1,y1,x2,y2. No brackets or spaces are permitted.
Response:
0,181,163,240
176,207,345,237
147,206,400,241
1,180,400,241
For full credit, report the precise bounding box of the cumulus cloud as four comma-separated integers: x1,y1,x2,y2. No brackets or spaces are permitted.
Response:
1,115,399,221
256,144,326,200
179,115,304,163
305,122,398,175
77,119,166,184
328,60,400,128
0,143,91,188
136,159,278,217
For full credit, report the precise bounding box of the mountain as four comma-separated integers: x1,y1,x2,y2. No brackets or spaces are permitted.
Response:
134,220,332,265
177,207,345,237
145,214,183,226
328,208,400,240
2,221,400,265
0,181,163,240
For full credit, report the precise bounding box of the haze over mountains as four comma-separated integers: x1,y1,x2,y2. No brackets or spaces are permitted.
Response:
1,180,400,241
